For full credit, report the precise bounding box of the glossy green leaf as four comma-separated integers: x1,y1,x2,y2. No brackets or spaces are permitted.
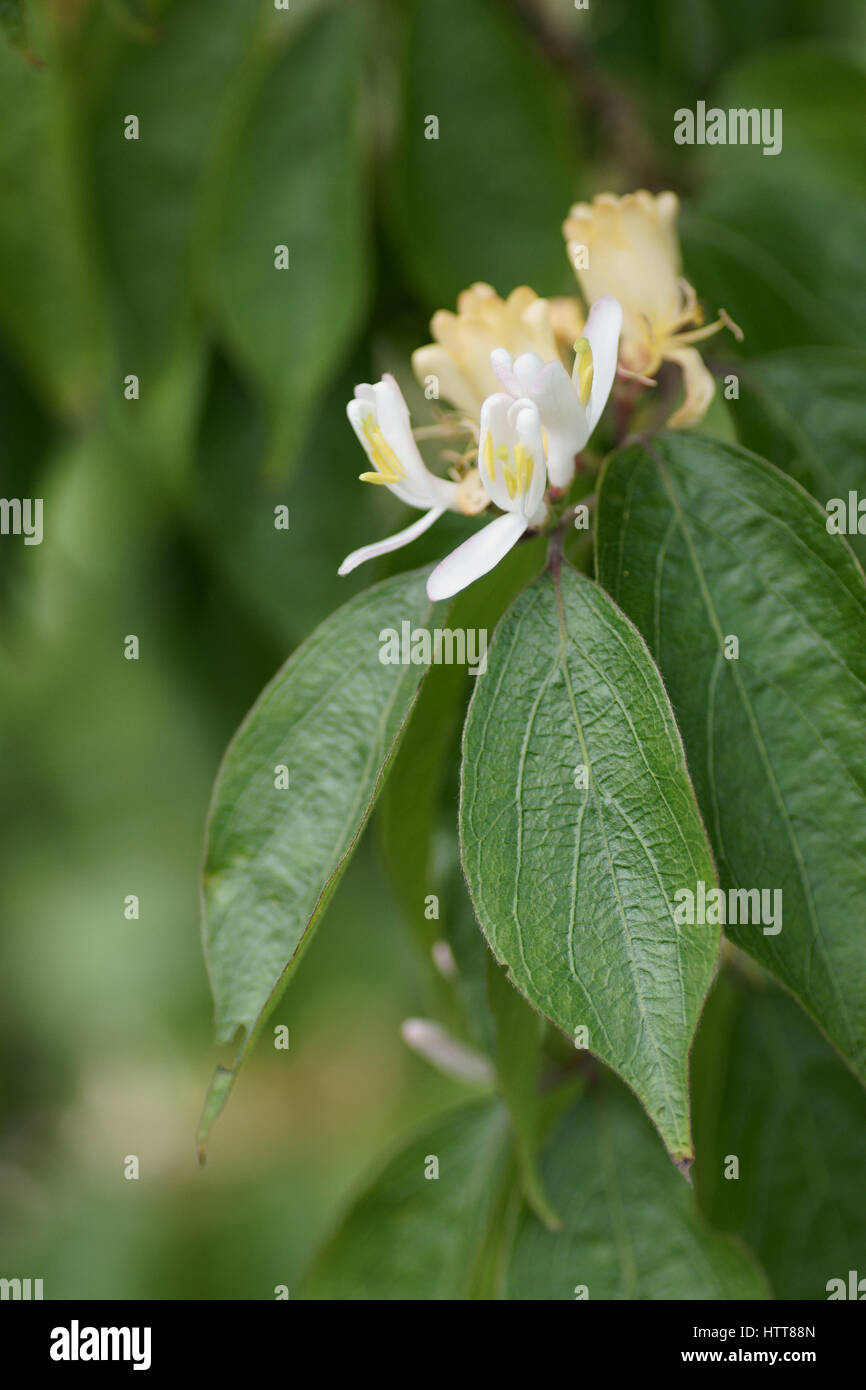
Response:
735,349,866,562
199,567,441,1151
505,1082,769,1300
460,565,720,1164
596,432,866,1081
693,966,866,1300
200,3,368,474
390,0,579,306
301,1101,510,1299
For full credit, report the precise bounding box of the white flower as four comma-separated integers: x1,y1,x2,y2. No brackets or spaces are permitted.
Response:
489,295,622,489
562,191,741,428
338,374,471,577
427,394,546,601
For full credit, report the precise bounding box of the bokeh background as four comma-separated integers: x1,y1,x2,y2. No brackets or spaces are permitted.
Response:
1,0,865,1298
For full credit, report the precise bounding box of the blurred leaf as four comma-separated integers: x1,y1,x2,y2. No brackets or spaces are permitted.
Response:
389,0,579,306
0,30,105,413
460,566,719,1165
485,953,559,1231
682,47,866,355
505,1082,769,1300
682,183,866,356
199,567,441,1151
710,44,866,194
596,433,866,1082
301,1100,510,1299
693,968,866,1300
734,348,866,562
85,0,267,377
200,3,369,475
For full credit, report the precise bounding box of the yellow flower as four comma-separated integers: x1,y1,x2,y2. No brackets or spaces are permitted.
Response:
411,283,582,420
562,190,740,428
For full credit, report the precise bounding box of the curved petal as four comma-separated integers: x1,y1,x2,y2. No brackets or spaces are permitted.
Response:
583,295,622,434
524,358,587,489
411,343,483,418
338,506,445,577
664,345,715,428
426,511,528,601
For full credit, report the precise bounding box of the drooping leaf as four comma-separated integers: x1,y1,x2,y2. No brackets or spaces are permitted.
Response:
596,432,866,1081
460,565,720,1164
505,1082,769,1300
301,1101,510,1299
200,2,368,475
390,0,579,307
199,567,442,1152
692,966,866,1301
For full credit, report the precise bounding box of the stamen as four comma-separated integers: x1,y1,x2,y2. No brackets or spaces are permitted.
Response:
573,336,594,407
361,414,405,484
514,444,534,495
483,431,495,480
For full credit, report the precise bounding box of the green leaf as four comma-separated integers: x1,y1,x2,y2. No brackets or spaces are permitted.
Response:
199,567,442,1153
390,0,579,306
680,49,866,356
200,3,368,475
735,349,866,562
596,432,866,1081
505,1082,769,1300
301,1101,510,1299
85,0,266,377
0,29,105,413
693,966,866,1301
379,536,545,950
485,953,559,1231
459,565,719,1165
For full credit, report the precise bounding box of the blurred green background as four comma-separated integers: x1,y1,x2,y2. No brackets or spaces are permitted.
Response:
1,0,865,1298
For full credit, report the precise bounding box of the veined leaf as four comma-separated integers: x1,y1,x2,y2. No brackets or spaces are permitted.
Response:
199,567,441,1152
505,1083,769,1300
596,432,866,1081
460,565,719,1165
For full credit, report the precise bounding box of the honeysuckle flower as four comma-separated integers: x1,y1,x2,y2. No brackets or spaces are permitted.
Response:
489,295,622,489
427,394,547,601
338,374,487,577
562,190,741,428
411,282,582,420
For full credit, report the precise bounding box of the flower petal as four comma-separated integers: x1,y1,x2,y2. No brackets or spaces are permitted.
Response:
338,506,445,577
664,344,715,428
426,511,528,601
584,295,622,433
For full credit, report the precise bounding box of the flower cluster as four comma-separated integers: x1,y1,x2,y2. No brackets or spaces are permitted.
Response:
339,190,739,601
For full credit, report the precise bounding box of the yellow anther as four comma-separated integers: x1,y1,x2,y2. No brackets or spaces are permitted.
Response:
573,336,594,407
360,413,405,485
483,431,495,480
514,444,534,495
